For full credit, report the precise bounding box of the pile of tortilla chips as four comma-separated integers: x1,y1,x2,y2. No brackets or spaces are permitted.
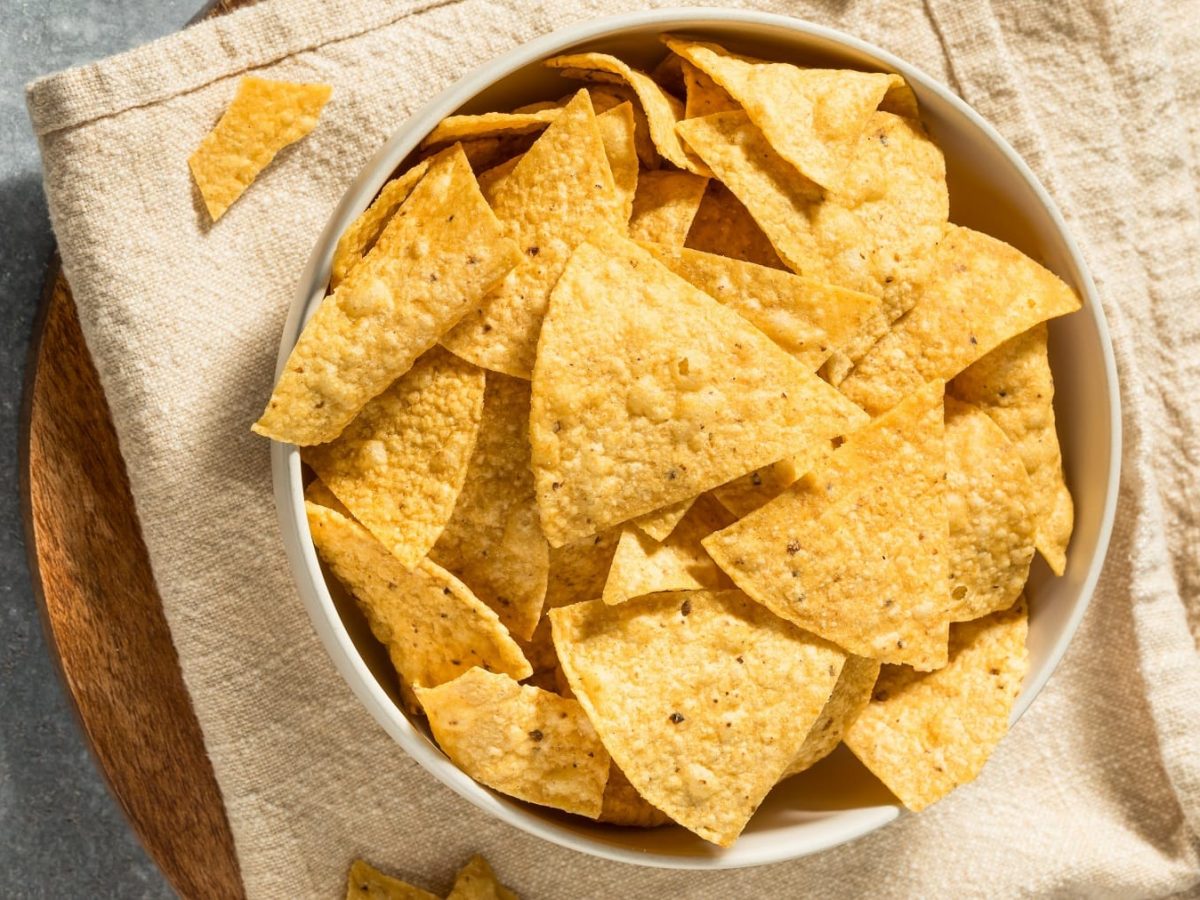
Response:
255,36,1080,848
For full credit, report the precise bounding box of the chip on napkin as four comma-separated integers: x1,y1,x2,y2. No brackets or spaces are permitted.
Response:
189,76,331,222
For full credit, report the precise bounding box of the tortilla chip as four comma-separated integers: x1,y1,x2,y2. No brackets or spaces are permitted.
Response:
431,373,549,640
477,154,522,203
642,242,880,372
632,497,695,542
949,323,1073,575
843,596,1029,811
331,160,431,288
677,110,947,330
530,231,868,546
628,171,710,246
440,91,623,378
546,53,709,175
595,102,640,222
254,145,520,445
944,398,1036,621
710,458,801,518
307,503,531,704
189,77,331,221
650,52,686,96
420,110,558,148
782,655,880,778
304,347,484,569
880,74,920,119
685,181,784,269
666,39,892,192
551,590,846,846
416,667,610,818
704,380,952,670
839,226,1082,415
304,476,352,518
682,60,739,118
346,859,438,900
446,855,519,900
599,765,672,827
603,495,735,604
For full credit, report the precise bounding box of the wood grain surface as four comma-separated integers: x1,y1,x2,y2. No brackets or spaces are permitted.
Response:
19,1,256,897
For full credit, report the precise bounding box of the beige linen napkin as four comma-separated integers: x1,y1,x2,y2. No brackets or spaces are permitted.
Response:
27,0,1200,896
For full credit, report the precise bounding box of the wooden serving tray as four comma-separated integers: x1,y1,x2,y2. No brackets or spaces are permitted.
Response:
19,3,254,897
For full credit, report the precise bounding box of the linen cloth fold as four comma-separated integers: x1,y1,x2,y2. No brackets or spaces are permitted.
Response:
27,0,1200,896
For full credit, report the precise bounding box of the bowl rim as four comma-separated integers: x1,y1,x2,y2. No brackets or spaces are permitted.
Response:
267,6,1121,869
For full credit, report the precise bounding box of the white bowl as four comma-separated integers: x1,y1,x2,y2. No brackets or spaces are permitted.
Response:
269,8,1121,869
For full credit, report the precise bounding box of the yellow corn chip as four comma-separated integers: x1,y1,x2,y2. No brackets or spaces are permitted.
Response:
304,476,352,518
416,668,610,818
254,145,520,445
477,154,522,203
642,242,880,371
346,859,438,900
666,39,892,191
420,110,558,148
949,323,1073,575
704,380,952,670
331,160,431,288
551,590,846,846
603,495,734,604
446,855,519,900
685,181,784,269
840,226,1082,415
307,503,531,703
599,765,672,827
782,655,880,778
843,596,1028,811
628,171,710,246
650,52,686,96
431,373,549,640
189,77,331,221
944,398,1036,620
632,497,695,542
880,74,921,119
530,231,868,546
710,458,801,518
304,348,484,569
682,60,739,118
595,102,640,223
440,92,623,378
546,53,709,175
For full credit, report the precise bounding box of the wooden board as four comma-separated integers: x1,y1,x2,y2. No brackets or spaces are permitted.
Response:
19,2,254,897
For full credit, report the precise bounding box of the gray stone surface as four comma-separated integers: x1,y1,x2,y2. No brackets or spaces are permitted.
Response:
0,2,198,897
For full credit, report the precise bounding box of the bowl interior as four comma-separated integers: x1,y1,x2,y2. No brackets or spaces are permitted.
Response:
273,10,1119,869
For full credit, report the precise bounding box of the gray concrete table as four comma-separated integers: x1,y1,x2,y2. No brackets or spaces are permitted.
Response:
1,2,197,896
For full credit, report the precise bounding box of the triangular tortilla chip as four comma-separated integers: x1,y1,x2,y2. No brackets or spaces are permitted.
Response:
650,51,686,95
307,503,531,706
632,496,695,542
642,242,880,371
843,596,1028,811
477,154,522,202
603,495,734,604
546,53,709,175
676,109,947,335
445,855,519,900
599,764,672,827
440,91,623,378
431,373,549,640
304,476,352,518
415,668,610,818
628,171,710,246
949,323,1073,575
551,590,846,846
666,38,891,192
681,60,740,118
331,159,430,288
944,398,1036,621
420,109,558,148
596,102,640,223
685,181,784,269
530,231,868,546
710,458,801,518
346,859,438,900
704,380,952,670
254,145,521,445
189,77,331,221
304,348,484,569
781,655,880,778
840,226,1081,415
